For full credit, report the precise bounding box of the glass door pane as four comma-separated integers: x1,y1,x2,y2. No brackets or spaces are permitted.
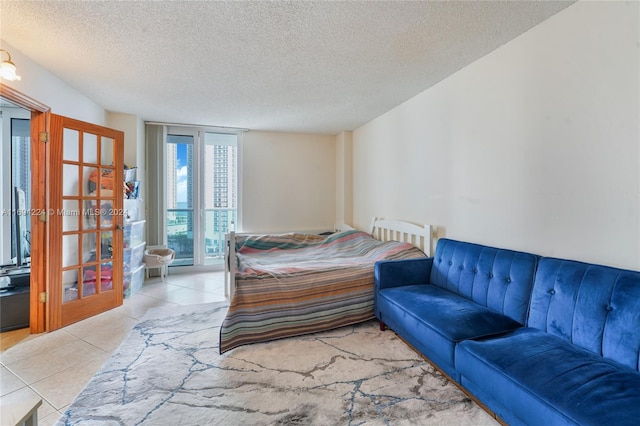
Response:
203,133,237,266
11,118,31,266
166,135,194,266
165,130,238,268
61,127,118,304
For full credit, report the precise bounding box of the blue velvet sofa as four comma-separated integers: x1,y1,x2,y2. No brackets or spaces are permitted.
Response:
374,238,640,425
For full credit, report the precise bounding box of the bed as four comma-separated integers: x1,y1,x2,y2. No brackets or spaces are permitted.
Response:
220,218,431,353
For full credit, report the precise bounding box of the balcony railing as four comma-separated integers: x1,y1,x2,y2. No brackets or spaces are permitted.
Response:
167,208,236,266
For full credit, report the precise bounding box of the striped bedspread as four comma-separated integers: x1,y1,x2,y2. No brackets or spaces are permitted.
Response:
219,230,426,353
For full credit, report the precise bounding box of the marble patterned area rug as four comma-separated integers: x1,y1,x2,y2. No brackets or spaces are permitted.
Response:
56,302,497,425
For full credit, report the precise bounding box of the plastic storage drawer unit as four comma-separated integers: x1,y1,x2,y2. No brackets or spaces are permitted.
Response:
124,241,146,272
123,262,145,298
123,220,145,248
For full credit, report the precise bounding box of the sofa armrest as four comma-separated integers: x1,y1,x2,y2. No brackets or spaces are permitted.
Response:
375,257,433,292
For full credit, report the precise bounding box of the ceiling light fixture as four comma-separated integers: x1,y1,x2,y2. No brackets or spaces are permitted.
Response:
0,49,22,81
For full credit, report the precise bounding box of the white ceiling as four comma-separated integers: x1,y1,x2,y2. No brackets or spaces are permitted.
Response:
0,1,573,135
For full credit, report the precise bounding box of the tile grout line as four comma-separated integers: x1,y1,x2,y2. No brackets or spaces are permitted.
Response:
1,271,228,424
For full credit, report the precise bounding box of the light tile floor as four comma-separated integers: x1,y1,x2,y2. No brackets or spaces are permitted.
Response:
0,270,227,426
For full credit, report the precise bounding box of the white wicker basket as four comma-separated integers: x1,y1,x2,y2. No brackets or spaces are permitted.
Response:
144,247,175,280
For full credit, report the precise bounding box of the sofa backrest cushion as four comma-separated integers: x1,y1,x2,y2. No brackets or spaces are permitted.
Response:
430,239,538,325
528,257,640,371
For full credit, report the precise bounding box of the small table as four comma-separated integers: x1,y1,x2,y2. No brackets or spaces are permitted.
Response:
0,396,42,426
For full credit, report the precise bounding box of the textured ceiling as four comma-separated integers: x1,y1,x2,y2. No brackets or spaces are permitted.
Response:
0,1,573,135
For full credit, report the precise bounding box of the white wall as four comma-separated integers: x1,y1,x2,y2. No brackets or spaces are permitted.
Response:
335,131,353,226
0,41,107,125
242,131,336,233
106,112,146,220
106,113,144,169
353,1,640,270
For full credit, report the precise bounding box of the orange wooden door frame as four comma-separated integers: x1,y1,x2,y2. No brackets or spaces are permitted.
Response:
0,83,50,334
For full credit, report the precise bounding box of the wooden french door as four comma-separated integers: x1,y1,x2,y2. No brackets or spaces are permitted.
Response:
48,114,124,329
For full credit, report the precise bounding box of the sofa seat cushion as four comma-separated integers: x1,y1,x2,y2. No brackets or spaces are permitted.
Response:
455,327,640,426
377,284,523,380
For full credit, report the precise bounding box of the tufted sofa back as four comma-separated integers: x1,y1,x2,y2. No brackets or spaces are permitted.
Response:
528,258,640,372
430,239,538,325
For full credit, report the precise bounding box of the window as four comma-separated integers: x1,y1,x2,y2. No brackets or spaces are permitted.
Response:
166,135,194,265
1,103,31,266
165,128,239,267
11,118,31,265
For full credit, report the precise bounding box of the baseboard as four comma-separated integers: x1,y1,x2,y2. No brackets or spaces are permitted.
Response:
390,331,507,426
